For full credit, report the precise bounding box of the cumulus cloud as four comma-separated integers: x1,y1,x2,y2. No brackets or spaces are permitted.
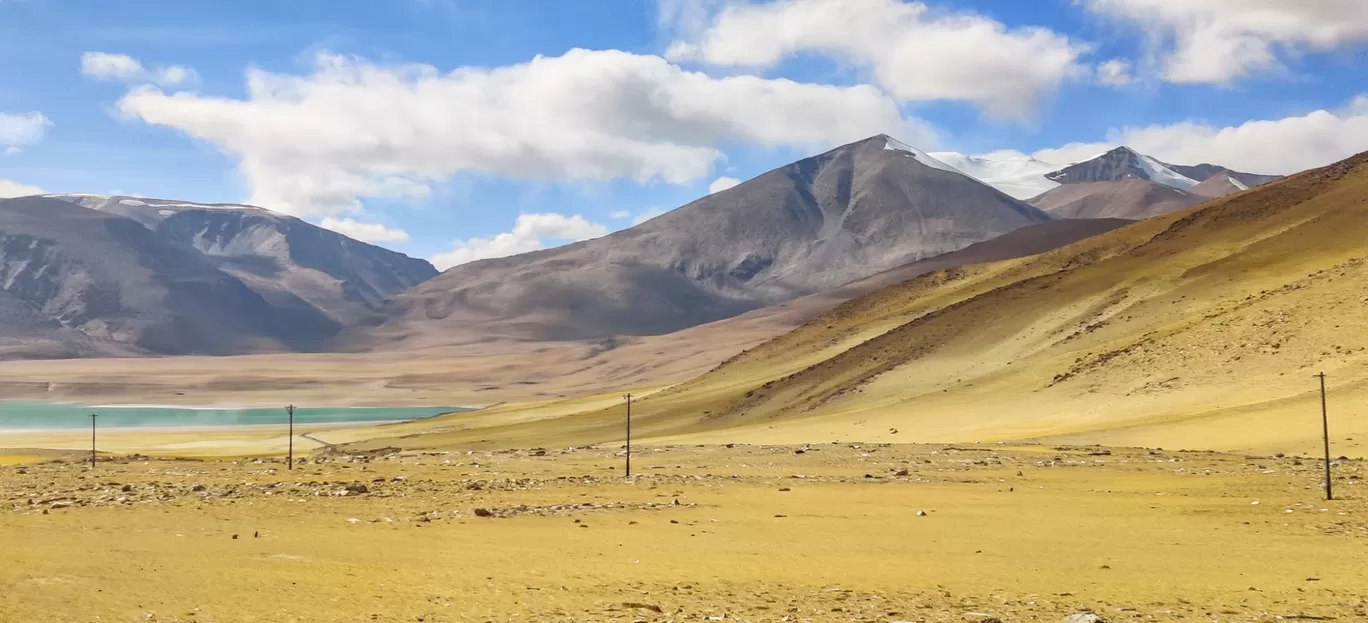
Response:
1082,0,1368,84
1032,94,1368,174
0,179,46,198
81,52,145,80
116,49,922,217
318,217,410,243
708,176,741,193
431,212,609,269
608,209,632,219
81,51,197,86
666,0,1087,119
1095,59,1134,86
0,111,52,153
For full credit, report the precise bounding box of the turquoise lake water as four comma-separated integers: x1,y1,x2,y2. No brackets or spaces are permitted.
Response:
0,401,471,430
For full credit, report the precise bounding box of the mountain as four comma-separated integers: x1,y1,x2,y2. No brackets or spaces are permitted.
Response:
0,196,344,357
928,150,1060,200
382,149,1368,456
1030,147,1281,219
1044,146,1199,189
365,135,1053,346
48,195,437,325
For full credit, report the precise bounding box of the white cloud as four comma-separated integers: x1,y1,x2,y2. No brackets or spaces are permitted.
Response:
708,176,741,193
81,52,145,80
81,51,198,87
318,217,410,243
156,65,199,86
666,0,1087,119
116,49,923,218
609,209,632,219
1033,94,1368,174
1082,0,1368,84
0,179,46,198
631,206,669,225
431,212,609,269
0,111,52,152
1096,59,1134,86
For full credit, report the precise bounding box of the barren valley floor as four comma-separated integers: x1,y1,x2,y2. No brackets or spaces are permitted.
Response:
2,443,1365,622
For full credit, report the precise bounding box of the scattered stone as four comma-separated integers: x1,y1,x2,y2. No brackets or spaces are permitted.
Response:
473,508,493,518
344,483,369,495
623,603,663,614
1062,614,1104,623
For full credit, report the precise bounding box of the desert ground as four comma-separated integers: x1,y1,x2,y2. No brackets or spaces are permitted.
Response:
2,443,1365,622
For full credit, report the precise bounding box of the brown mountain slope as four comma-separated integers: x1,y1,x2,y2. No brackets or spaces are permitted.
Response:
362,135,1050,346
1029,179,1202,219
347,150,1368,456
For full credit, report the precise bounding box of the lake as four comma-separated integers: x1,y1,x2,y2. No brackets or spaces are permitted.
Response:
0,401,471,430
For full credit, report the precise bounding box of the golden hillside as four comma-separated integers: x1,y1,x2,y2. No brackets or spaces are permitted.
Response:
348,151,1368,457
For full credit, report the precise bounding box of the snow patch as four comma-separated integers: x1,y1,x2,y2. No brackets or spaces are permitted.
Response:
158,209,175,216
118,199,147,206
930,150,1063,200
1229,176,1249,191
882,137,965,175
1135,153,1199,190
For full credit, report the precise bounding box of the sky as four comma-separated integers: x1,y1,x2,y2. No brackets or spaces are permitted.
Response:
1,0,1367,269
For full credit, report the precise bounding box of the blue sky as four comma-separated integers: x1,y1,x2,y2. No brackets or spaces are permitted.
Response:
1,0,1366,268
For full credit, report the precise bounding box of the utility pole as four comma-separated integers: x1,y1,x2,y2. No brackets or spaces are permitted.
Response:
624,393,632,478
1315,373,1333,500
89,413,98,470
286,404,295,470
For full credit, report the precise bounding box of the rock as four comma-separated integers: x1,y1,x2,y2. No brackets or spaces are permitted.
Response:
192,484,207,492
473,508,493,517
916,510,927,517
347,517,361,524
344,483,369,495
894,469,910,476
962,614,1000,623
231,534,239,540
623,603,663,613
122,484,135,492
1062,614,1104,623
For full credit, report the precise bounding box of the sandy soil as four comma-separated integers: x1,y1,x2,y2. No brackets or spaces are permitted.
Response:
2,443,1365,622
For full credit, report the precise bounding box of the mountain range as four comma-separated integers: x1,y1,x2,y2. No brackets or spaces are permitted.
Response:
0,134,1292,359
0,195,435,357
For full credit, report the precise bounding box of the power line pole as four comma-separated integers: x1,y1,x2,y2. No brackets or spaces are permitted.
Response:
624,393,632,478
286,404,295,470
1315,372,1332,501
89,413,98,470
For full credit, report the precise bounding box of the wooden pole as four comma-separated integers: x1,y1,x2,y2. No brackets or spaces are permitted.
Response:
287,404,295,470
89,413,97,469
624,393,632,478
1316,373,1332,501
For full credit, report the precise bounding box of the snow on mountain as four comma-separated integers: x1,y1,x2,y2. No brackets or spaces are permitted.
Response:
1134,152,1200,190
882,136,968,176
930,150,1062,200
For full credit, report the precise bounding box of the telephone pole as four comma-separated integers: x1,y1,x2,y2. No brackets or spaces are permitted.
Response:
286,404,295,470
1315,373,1333,500
89,413,98,469
624,393,632,478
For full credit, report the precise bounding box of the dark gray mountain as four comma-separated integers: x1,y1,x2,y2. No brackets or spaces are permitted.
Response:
1045,146,1199,189
1034,148,1282,220
1163,162,1281,186
0,196,343,357
51,195,437,325
365,134,1053,346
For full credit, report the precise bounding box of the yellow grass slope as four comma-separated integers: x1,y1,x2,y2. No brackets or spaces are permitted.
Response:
350,151,1368,456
